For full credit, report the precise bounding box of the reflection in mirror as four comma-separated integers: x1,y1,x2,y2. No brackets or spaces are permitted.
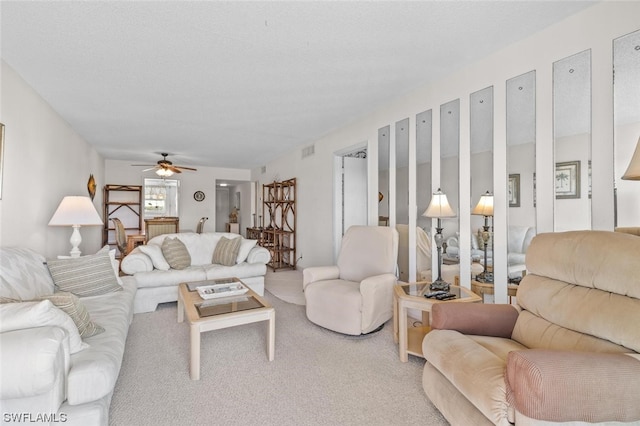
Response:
470,86,494,283
507,71,537,281
553,50,592,231
440,99,460,265
416,110,432,282
395,118,410,281
378,125,390,226
614,29,640,228
396,118,410,225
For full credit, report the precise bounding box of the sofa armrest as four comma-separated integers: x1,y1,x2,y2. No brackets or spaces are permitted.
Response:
0,327,70,399
246,246,270,264
302,266,340,289
120,247,153,274
506,350,640,423
431,303,519,338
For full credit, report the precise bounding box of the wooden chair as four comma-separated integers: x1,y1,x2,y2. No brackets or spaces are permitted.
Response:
196,217,208,234
111,218,128,257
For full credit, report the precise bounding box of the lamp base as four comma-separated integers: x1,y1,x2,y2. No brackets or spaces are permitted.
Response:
429,279,450,292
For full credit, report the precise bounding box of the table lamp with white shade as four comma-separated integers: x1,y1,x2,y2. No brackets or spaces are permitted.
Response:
622,136,640,180
49,196,103,257
472,191,494,283
422,188,457,291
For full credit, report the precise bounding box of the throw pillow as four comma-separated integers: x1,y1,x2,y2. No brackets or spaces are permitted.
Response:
0,300,88,354
161,237,191,270
47,246,123,297
39,292,105,338
212,236,242,266
236,239,257,264
140,244,171,270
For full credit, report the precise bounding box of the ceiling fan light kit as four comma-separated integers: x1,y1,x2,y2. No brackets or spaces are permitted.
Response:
132,153,197,177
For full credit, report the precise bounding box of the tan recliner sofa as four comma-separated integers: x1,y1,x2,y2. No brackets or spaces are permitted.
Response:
422,230,640,425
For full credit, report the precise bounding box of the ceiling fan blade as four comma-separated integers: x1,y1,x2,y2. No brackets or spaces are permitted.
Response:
175,166,198,171
131,164,157,167
142,167,158,172
167,165,182,173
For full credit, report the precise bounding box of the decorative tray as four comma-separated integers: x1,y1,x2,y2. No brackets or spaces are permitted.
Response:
196,282,248,299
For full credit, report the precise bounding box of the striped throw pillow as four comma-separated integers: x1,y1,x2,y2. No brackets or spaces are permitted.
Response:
161,237,191,270
40,292,104,337
212,236,242,266
47,246,122,297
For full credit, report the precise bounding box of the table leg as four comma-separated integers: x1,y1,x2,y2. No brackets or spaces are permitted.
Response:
393,292,399,344
190,324,200,380
399,303,408,363
267,310,275,361
177,292,184,323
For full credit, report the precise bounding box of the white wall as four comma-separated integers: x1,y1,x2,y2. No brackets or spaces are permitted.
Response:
0,61,105,258
251,1,640,294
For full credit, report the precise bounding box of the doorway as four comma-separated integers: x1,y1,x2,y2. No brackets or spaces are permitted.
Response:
333,146,368,258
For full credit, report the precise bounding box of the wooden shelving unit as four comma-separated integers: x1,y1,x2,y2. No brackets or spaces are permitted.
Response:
103,184,143,250
255,178,296,271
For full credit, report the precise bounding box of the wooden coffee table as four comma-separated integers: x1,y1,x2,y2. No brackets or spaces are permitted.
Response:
177,278,275,380
393,282,481,362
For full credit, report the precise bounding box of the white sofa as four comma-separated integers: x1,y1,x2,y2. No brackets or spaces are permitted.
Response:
0,247,136,426
120,232,270,313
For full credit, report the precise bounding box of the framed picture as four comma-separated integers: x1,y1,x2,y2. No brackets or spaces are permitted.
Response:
555,161,581,199
508,174,520,207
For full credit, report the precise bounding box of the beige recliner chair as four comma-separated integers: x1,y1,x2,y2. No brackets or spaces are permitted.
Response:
303,226,399,335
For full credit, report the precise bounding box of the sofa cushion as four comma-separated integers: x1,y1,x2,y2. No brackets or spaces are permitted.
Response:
139,245,170,270
0,247,55,300
47,246,122,297
204,262,267,281
66,277,136,405
133,266,207,289
0,300,88,354
212,236,241,266
161,237,191,269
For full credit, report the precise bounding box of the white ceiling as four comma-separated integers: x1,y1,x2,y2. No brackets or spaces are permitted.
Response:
0,1,596,170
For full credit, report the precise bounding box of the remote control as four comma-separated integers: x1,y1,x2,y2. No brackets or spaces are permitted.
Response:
435,292,456,300
424,290,448,298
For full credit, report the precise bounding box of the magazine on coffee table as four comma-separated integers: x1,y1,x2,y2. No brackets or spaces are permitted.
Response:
196,282,248,300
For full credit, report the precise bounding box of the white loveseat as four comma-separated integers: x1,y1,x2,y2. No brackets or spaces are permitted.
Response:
0,247,136,426
120,232,270,313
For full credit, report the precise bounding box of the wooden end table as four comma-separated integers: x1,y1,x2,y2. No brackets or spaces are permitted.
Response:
393,282,481,362
178,278,275,380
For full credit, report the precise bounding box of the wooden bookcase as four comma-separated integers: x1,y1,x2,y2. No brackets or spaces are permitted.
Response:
102,184,143,249
260,178,296,271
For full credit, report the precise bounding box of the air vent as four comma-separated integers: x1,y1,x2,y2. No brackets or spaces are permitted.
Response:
261,166,267,174
302,144,315,159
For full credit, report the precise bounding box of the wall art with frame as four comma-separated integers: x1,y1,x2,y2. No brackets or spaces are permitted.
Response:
555,160,581,199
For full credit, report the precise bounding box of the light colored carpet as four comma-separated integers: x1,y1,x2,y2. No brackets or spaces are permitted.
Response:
109,291,447,426
264,269,305,305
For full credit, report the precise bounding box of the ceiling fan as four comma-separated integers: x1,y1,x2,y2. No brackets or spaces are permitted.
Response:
132,153,197,177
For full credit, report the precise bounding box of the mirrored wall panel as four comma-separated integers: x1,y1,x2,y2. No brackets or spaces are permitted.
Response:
470,86,494,275
441,99,460,259
614,29,640,228
553,49,592,231
396,118,410,226
378,125,390,226
506,71,536,279
416,109,433,280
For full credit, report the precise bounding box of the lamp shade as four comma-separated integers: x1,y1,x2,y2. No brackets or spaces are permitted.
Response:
472,191,494,216
423,189,456,218
622,136,640,180
48,196,103,226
